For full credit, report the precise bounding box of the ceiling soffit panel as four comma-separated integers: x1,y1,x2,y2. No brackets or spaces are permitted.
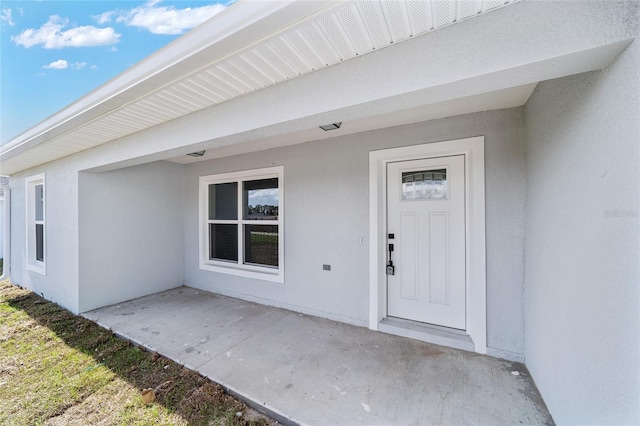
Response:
1,0,518,174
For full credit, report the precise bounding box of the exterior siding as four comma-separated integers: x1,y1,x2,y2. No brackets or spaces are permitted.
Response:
78,161,185,312
184,107,527,360
9,162,80,313
524,14,640,424
2,3,637,423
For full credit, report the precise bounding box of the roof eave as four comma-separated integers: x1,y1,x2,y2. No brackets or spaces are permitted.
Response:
0,0,338,164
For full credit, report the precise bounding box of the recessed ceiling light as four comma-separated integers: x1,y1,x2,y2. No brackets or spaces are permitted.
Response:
187,151,205,157
319,122,342,131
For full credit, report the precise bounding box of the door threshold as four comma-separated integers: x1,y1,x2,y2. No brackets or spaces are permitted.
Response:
378,317,475,352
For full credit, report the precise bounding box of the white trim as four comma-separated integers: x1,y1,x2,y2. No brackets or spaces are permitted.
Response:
368,137,486,353
199,166,284,283
25,173,46,276
0,1,338,162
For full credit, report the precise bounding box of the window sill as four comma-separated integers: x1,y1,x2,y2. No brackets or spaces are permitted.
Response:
27,262,46,276
199,262,283,283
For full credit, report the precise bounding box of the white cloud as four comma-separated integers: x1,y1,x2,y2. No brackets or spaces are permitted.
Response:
116,0,226,35
12,15,120,49
91,65,98,70
43,60,89,70
44,59,68,69
92,11,114,25
1,8,15,26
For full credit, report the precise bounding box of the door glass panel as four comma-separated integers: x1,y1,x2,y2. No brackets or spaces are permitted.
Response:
243,178,278,220
244,225,278,267
208,182,237,220
402,169,447,200
209,224,238,262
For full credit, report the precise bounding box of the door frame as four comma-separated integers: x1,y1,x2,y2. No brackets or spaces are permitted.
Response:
368,136,486,353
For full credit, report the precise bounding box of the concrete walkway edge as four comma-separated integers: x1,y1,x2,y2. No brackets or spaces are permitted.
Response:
83,287,553,425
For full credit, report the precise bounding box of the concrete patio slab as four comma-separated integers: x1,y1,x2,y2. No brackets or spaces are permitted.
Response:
84,286,553,425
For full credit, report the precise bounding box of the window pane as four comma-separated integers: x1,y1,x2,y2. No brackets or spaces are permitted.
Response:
36,224,44,262
35,184,44,221
209,182,237,220
402,169,447,200
243,178,278,220
244,225,278,267
209,224,238,262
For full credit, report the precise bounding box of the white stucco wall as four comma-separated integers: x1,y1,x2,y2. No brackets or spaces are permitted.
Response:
9,163,80,313
524,27,640,426
0,195,3,260
78,161,185,312
183,108,527,360
7,150,186,315
3,3,636,421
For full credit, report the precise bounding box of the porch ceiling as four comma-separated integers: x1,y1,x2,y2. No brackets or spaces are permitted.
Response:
0,0,519,175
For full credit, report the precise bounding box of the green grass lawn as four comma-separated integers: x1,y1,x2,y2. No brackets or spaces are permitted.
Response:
0,280,273,426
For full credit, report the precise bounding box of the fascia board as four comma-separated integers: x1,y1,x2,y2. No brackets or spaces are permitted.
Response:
0,0,338,163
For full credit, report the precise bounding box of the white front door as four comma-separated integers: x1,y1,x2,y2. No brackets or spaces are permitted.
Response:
386,155,466,330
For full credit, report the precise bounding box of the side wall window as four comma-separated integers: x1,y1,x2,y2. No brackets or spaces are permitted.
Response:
26,174,46,275
199,166,283,283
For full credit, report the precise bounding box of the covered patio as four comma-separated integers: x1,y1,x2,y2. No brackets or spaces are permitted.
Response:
84,286,552,425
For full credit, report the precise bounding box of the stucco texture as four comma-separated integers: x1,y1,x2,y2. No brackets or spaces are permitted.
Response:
9,162,80,313
78,161,185,312
524,28,640,426
184,107,527,360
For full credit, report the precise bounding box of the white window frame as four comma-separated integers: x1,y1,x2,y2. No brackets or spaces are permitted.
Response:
199,166,284,283
26,173,46,275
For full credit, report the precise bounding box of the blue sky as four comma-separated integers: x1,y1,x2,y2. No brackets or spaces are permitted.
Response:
1,0,233,144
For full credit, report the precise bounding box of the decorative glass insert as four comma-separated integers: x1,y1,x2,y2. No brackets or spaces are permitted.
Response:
209,182,237,220
244,224,278,267
243,178,278,220
402,169,447,200
209,224,238,262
